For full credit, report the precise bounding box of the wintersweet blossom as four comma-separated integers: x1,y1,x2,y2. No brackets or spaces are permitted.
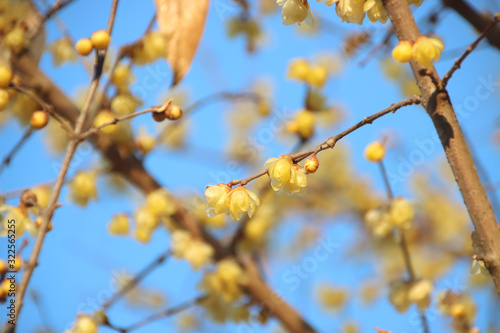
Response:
224,186,260,220
364,0,388,24
205,184,231,217
171,230,214,269
265,156,308,195
412,36,444,68
317,0,337,6
336,0,366,25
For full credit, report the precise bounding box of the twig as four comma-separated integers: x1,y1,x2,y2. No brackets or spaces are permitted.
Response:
6,1,121,330
229,95,421,187
378,160,429,333
10,84,74,135
79,106,160,139
156,92,263,145
442,14,500,87
0,128,33,175
29,0,76,38
118,296,206,332
102,250,171,310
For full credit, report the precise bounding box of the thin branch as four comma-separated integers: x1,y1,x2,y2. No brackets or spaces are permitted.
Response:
0,128,33,176
230,95,421,188
10,84,74,135
442,0,500,51
379,160,429,333
29,0,77,38
117,296,206,332
79,106,160,139
7,2,121,329
102,250,171,310
442,14,500,87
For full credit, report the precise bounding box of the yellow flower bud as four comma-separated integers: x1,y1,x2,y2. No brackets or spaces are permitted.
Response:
91,29,111,50
0,66,13,89
166,104,183,120
392,41,413,63
304,154,319,173
364,141,386,162
205,184,231,217
389,197,414,229
30,110,49,130
412,36,444,68
72,314,98,333
76,38,93,56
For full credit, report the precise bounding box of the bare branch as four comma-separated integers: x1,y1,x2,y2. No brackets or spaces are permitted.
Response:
0,128,33,176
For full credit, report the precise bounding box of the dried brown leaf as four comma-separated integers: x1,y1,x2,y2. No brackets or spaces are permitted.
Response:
153,0,209,86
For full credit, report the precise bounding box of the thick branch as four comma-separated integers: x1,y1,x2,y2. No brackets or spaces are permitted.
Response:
442,0,500,51
382,0,500,295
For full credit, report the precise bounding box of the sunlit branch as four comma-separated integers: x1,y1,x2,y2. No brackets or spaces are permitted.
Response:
230,95,421,188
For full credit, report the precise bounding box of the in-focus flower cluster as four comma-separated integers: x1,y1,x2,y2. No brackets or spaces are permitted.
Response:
205,184,260,221
265,155,307,195
331,0,423,25
392,36,444,68
171,230,214,269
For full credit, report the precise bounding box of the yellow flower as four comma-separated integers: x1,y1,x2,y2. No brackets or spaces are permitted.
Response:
392,41,413,63
200,259,248,302
364,0,388,24
205,184,231,217
306,65,328,88
287,58,310,81
66,314,98,333
336,0,366,25
107,214,130,236
224,186,260,220
265,156,308,196
265,155,294,191
171,230,214,269
145,188,176,218
69,172,98,206
364,208,392,238
295,110,316,139
364,141,386,162
0,205,35,238
317,285,348,311
389,197,414,229
407,279,433,309
412,36,444,68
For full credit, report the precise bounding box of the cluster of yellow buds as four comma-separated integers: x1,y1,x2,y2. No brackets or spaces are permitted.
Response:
76,30,111,56
333,0,423,25
286,109,316,140
389,278,433,312
171,230,214,269
200,259,248,302
265,155,308,195
364,197,415,237
205,184,260,221
132,188,177,243
392,36,444,68
287,58,329,88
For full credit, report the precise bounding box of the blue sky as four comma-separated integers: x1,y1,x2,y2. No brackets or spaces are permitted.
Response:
1,0,500,332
